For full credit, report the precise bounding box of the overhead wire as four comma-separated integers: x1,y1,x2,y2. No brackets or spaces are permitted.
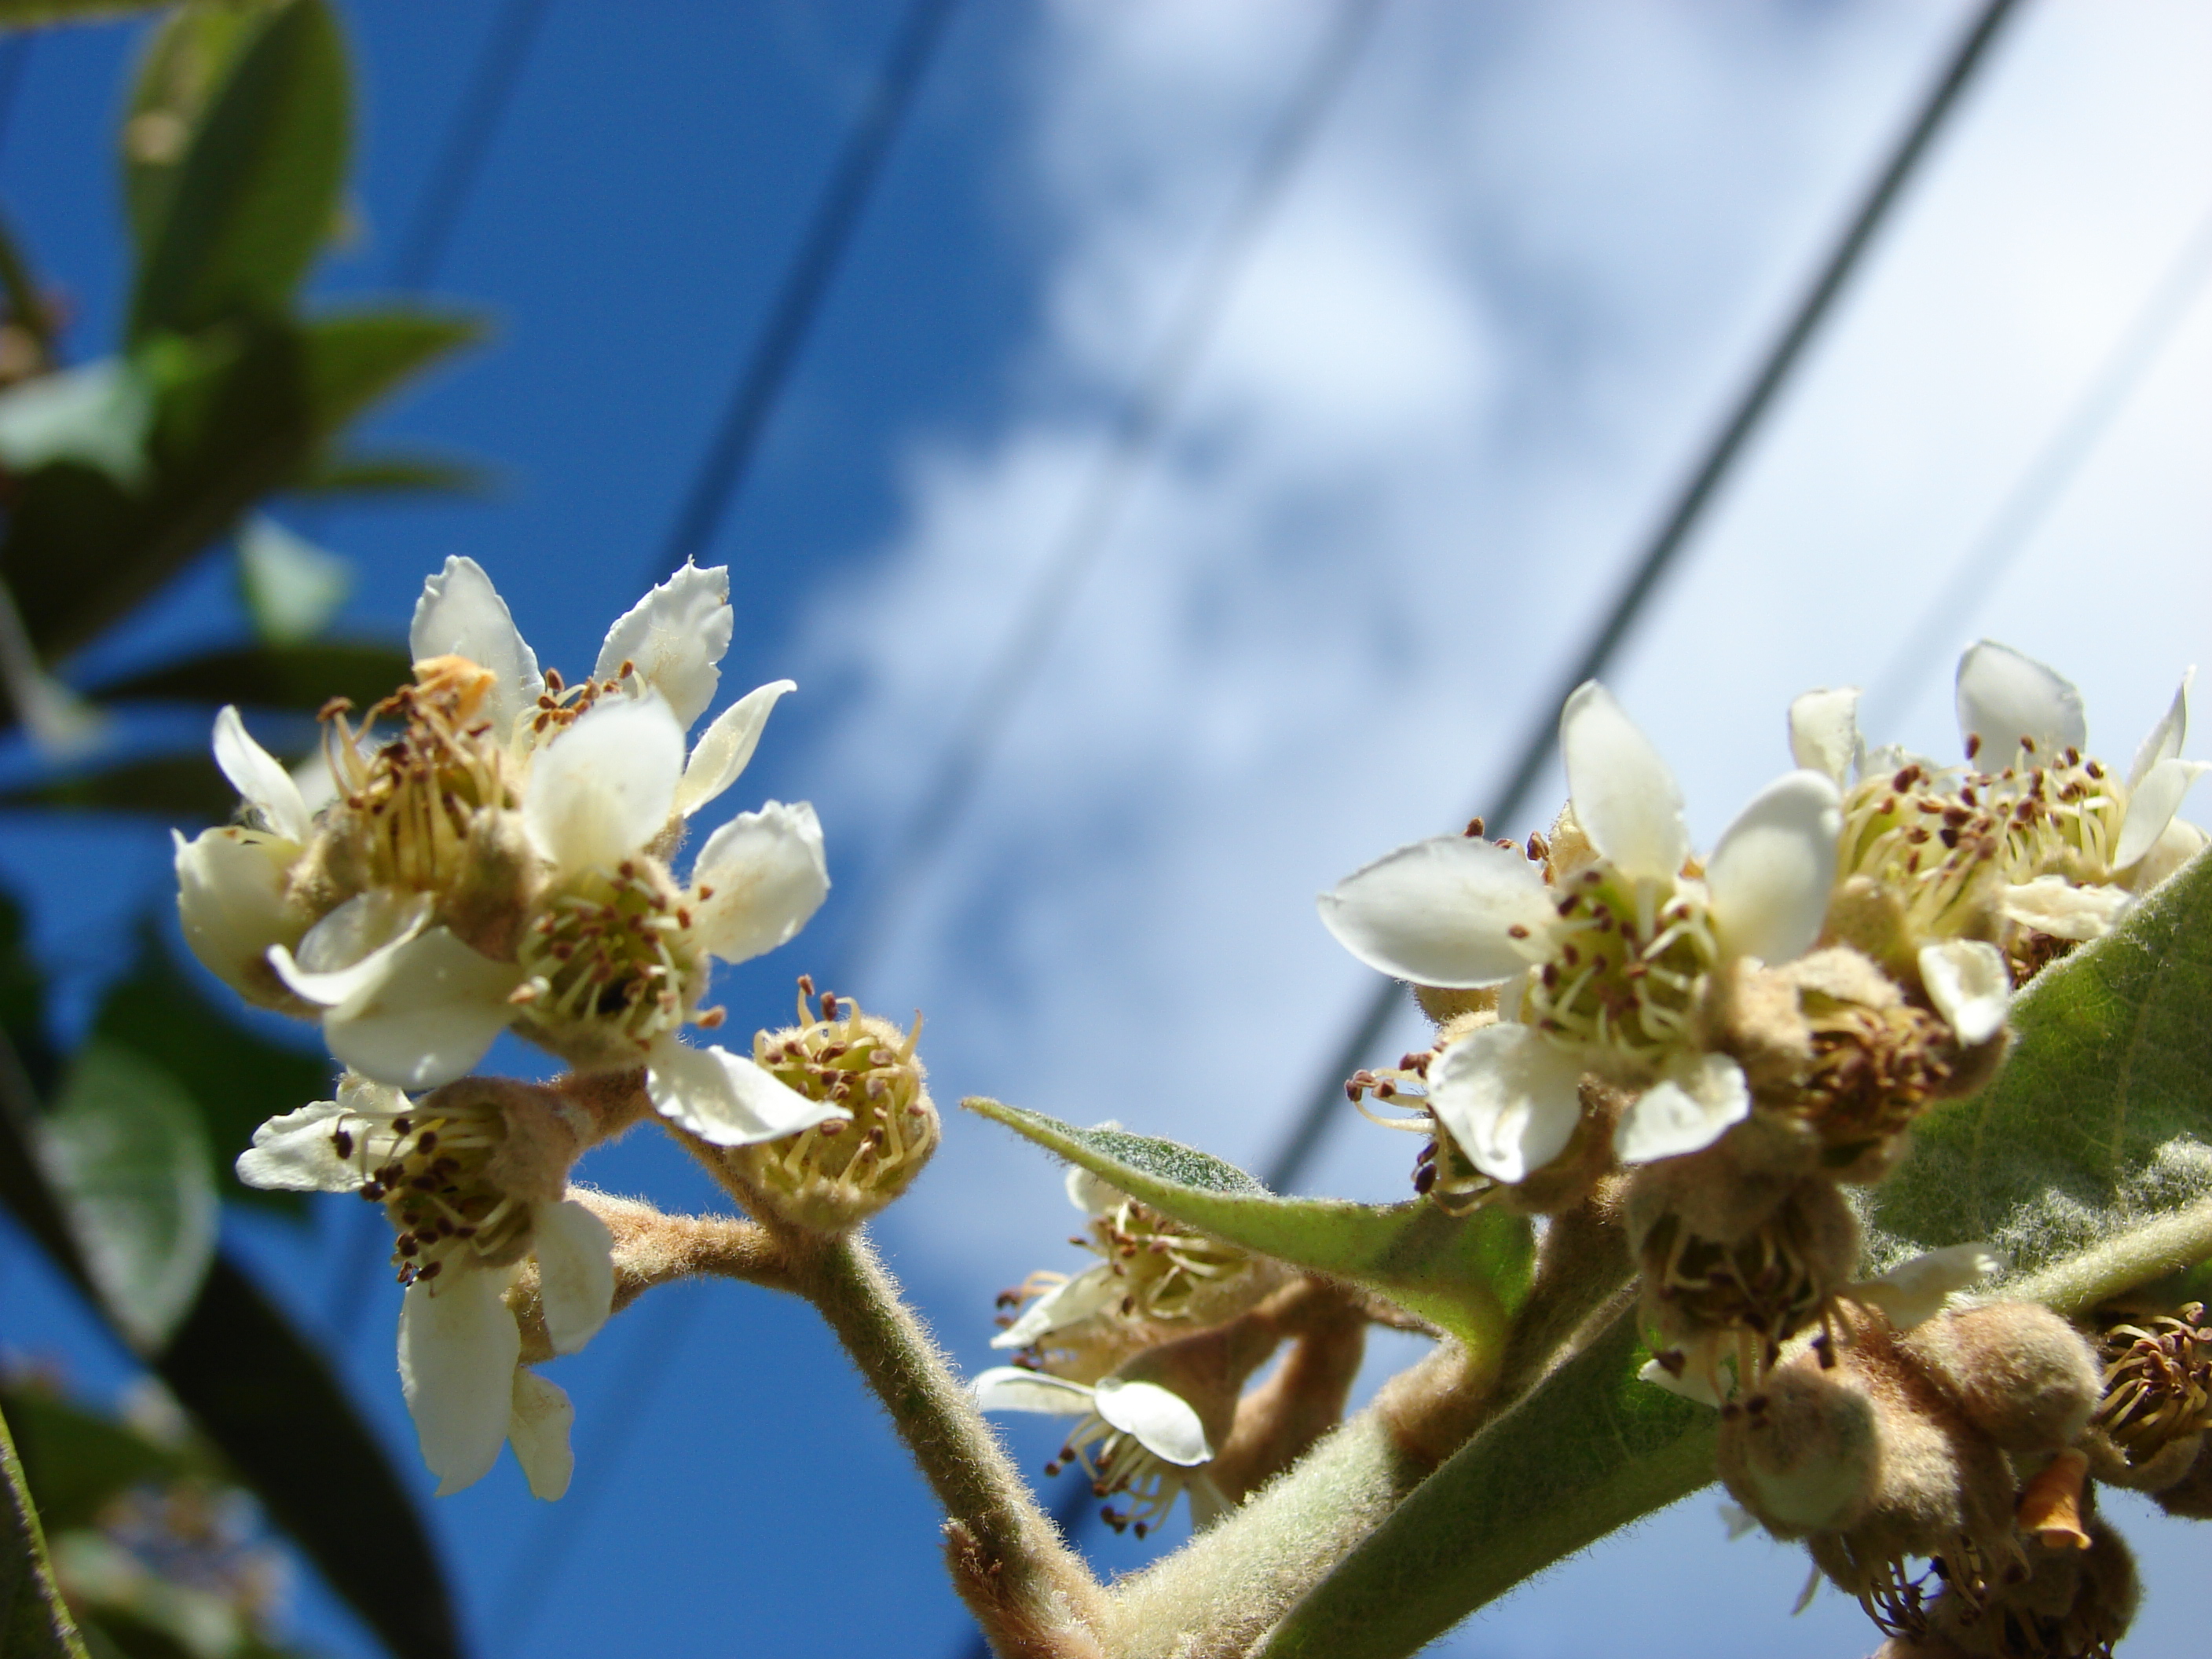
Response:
1257,0,2029,1196
1859,197,2212,737
834,0,1390,992
647,0,962,584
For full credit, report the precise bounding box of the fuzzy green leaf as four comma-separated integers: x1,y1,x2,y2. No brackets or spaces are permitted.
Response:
1258,1309,1715,1659
967,1098,1534,1351
1864,847,2212,1309
119,1,287,251
128,0,349,339
89,639,410,714
38,1042,219,1351
0,1383,202,1536
0,1399,90,1659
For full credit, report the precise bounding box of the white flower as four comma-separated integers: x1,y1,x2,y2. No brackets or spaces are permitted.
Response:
269,690,844,1143
1320,682,1841,1182
972,1367,1227,1536
173,706,333,1002
236,1077,612,1496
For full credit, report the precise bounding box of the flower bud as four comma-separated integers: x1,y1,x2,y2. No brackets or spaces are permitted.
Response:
1716,1355,1880,1536
1925,1510,2137,1659
1899,1304,2100,1456
173,826,313,1012
723,984,937,1231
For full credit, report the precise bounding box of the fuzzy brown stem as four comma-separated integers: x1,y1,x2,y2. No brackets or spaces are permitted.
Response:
784,1227,1108,1656
1210,1282,1368,1505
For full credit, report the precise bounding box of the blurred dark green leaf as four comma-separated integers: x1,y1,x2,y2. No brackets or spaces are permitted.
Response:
0,1397,90,1659
0,895,57,1096
92,943,330,1214
0,0,167,27
121,1,287,252
90,639,408,715
294,448,491,500
158,1259,461,1659
0,756,245,824
0,1031,461,1659
128,0,348,340
38,1041,218,1351
299,310,482,431
0,1383,200,1535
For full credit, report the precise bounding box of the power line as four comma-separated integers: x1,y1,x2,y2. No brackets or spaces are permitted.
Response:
837,0,1390,992
649,0,962,583
1258,0,2029,1195
388,0,552,291
1861,198,2212,737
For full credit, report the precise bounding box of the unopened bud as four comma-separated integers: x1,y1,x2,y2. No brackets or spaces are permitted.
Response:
724,987,937,1231
1716,1356,1880,1536
1899,1303,2100,1456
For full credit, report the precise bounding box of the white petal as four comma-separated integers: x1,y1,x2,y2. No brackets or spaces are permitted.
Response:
211,705,312,841
1637,1357,1726,1408
1064,1165,1123,1216
1787,688,1862,786
2126,816,2207,893
522,694,686,873
1954,641,2086,764
1316,835,1553,989
594,562,734,731
672,679,794,818
530,1199,614,1357
688,801,830,965
2127,668,2193,789
1615,1054,1750,1164
1998,877,2130,943
0,357,152,485
397,1271,522,1496
646,1040,848,1146
1560,682,1689,882
1918,940,2009,1046
1425,1022,1586,1185
1093,1378,1211,1467
174,827,301,996
507,1370,576,1502
317,928,524,1090
1705,771,1841,965
1719,1503,1760,1541
409,556,544,742
971,1368,1097,1417
1854,1243,2005,1331
269,890,434,1008
991,1267,1120,1350
2115,757,2209,871
234,1101,354,1192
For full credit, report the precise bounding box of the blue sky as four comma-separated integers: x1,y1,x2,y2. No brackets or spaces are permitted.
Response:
3,2,2211,1657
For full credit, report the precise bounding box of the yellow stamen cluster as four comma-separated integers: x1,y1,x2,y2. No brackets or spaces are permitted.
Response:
1042,1416,1196,1540
1836,762,2001,943
515,860,699,1053
2095,1304,2212,1462
334,1097,532,1287
1522,869,1716,1073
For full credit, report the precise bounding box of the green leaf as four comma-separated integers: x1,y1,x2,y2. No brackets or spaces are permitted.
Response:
293,447,493,500
90,942,331,1214
0,754,247,824
90,639,406,714
0,1382,200,1535
1258,1309,1716,1659
0,1031,462,1659
0,1398,90,1659
120,1,288,252
0,360,156,487
128,0,350,339
967,1098,1535,1353
0,0,167,27
38,1042,219,1351
1865,846,2212,1310
298,309,482,431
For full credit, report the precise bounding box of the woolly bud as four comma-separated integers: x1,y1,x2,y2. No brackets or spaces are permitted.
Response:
1898,1303,2101,1456
1716,1356,1880,1536
1925,1509,2137,1657
723,987,937,1231
2152,1434,2212,1520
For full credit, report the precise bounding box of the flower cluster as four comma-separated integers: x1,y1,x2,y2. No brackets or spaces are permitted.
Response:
196,559,858,1494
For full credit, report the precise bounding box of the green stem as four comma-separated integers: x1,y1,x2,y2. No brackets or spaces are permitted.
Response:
1,1398,92,1659
2000,1195,2212,1317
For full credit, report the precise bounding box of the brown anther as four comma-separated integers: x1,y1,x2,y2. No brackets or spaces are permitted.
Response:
1463,816,1485,838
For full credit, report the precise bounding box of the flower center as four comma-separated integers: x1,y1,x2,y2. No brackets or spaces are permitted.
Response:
322,657,516,894
331,1100,532,1287
514,860,699,1051
1522,869,1716,1072
1977,750,2127,885
1042,1414,1199,1540
2095,1304,2212,1461
751,987,931,1193
1837,764,2001,939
